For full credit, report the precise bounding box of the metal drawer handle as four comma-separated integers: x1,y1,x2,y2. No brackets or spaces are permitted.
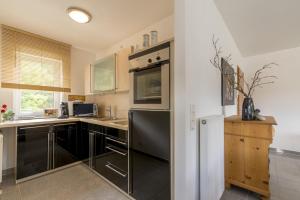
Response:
54,123,76,127
19,125,50,130
92,130,106,135
106,146,127,156
106,137,127,146
105,162,127,178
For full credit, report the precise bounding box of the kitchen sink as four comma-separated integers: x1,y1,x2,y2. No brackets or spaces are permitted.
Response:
88,117,119,121
110,121,128,126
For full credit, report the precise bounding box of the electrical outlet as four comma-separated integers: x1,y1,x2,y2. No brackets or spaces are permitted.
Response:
190,104,196,131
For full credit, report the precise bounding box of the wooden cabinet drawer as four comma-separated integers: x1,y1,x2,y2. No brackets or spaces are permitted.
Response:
225,122,241,135
242,124,272,139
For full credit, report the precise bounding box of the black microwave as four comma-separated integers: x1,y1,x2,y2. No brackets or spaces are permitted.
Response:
73,103,98,117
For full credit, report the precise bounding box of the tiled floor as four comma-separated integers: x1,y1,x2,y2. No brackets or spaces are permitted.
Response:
0,164,130,200
221,151,300,200
1,152,300,200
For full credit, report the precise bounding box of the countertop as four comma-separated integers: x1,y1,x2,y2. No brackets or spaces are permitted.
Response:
225,115,277,125
0,117,128,131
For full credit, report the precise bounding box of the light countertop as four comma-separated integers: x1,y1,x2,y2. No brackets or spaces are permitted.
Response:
0,117,128,131
225,115,277,125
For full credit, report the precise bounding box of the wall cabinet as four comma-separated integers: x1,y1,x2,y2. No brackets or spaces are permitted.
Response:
116,47,131,92
224,116,277,199
91,54,116,93
89,48,131,94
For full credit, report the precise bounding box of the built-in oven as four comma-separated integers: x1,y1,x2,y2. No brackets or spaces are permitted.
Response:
129,42,170,110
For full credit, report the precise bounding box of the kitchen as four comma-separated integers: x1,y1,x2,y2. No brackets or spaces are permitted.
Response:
0,0,174,199
3,0,298,200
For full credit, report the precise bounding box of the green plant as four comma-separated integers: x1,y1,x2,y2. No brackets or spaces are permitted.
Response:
2,110,15,121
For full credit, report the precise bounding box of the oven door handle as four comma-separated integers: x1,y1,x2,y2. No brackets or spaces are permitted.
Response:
129,60,169,73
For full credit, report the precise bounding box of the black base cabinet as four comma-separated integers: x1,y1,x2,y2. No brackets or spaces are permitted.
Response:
78,122,89,161
17,125,50,180
53,123,79,169
87,125,128,193
17,123,80,181
17,121,130,195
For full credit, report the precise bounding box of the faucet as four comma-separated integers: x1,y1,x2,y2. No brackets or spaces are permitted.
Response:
105,105,112,119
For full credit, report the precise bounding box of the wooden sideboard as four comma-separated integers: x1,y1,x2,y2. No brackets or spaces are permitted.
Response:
224,115,277,199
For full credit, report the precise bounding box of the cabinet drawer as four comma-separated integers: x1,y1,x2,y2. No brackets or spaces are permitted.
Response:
225,122,241,135
242,124,272,139
94,153,128,192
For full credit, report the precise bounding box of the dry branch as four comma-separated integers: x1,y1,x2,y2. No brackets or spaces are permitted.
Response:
210,35,278,98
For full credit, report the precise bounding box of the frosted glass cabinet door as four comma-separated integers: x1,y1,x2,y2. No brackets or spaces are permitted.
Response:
91,54,116,93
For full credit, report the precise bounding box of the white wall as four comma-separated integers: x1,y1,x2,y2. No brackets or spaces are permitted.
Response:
174,0,243,199
96,15,174,58
70,48,96,95
174,0,187,199
243,47,300,152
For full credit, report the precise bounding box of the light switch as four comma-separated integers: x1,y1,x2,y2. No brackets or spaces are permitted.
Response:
190,104,196,131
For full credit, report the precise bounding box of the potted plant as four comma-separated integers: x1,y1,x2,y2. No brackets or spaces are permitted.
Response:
210,36,277,120
0,104,7,123
0,104,15,122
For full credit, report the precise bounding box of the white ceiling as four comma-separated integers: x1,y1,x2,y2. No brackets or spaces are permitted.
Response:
214,0,300,57
0,0,173,53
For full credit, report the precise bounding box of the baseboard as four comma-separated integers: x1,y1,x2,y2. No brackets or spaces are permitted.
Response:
2,168,14,176
270,147,300,159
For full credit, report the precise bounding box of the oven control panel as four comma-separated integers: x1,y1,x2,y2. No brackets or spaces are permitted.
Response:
129,42,170,70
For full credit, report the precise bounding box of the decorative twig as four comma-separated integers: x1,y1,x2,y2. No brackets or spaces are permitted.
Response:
210,35,278,98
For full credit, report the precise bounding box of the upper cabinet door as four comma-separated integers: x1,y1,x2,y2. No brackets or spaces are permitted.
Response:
116,48,131,92
91,54,116,93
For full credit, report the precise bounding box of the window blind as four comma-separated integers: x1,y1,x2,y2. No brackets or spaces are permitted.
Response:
1,25,71,92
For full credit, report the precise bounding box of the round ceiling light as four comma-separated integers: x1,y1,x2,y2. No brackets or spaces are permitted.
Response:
67,7,92,24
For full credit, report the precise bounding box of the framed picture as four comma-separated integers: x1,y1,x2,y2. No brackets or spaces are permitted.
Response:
221,58,235,106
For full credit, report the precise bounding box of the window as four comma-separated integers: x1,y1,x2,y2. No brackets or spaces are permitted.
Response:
13,52,62,117
14,90,61,117
1,25,71,117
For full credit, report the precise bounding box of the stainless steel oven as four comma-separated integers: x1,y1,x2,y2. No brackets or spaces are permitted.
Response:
129,42,170,110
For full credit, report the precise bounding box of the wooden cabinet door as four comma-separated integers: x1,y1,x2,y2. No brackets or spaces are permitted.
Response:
244,137,270,190
116,48,131,92
225,134,245,183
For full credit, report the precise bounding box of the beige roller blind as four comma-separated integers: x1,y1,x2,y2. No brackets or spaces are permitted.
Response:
1,25,71,92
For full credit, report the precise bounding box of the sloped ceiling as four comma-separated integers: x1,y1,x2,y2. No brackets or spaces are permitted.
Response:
215,0,300,56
